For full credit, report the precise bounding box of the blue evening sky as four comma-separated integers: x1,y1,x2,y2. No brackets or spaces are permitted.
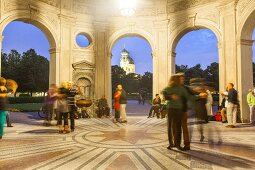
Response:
2,21,255,75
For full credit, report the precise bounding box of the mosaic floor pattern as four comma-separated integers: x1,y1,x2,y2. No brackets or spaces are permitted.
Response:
0,112,255,170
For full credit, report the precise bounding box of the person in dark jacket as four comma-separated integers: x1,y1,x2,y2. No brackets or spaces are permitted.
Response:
98,95,110,118
66,81,80,132
226,83,238,128
148,94,161,118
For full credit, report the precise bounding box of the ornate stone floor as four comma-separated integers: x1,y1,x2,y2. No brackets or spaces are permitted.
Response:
0,112,255,170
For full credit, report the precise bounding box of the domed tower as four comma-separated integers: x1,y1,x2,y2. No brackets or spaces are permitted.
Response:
120,49,135,75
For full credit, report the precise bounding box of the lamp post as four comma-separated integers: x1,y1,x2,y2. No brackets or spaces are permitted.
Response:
119,0,136,17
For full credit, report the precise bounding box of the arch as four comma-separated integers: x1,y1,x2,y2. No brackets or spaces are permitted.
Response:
237,0,255,41
0,11,58,48
107,28,155,54
169,20,222,52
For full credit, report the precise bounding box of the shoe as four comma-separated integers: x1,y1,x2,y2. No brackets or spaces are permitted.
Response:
0,136,2,139
167,144,175,150
121,120,127,123
226,125,235,128
181,146,190,151
176,146,182,151
7,125,13,127
222,121,227,123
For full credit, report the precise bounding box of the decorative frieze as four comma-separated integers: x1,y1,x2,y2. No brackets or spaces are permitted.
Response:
167,0,215,13
39,0,60,8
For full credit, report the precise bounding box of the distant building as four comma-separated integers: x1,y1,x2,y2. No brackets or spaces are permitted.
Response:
120,49,135,75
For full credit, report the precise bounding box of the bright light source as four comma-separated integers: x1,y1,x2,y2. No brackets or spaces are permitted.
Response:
119,0,136,17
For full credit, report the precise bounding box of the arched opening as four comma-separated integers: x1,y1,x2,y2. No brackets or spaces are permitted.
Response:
1,21,52,96
238,9,255,122
0,19,58,117
111,36,153,116
173,28,219,114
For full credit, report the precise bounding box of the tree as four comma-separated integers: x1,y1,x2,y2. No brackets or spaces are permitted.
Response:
140,72,152,93
204,62,219,90
111,65,126,96
1,49,49,95
18,49,49,95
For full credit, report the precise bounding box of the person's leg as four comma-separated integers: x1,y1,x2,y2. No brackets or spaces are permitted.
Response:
63,113,70,133
58,112,63,133
182,112,190,149
233,105,237,126
155,106,160,118
0,111,7,138
148,107,153,118
227,106,234,126
221,108,227,122
167,108,174,148
121,104,127,122
252,106,255,124
70,106,75,131
6,112,12,127
174,110,182,148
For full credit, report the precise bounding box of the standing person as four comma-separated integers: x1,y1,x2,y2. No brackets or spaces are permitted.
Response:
44,84,58,126
162,75,205,151
177,73,193,151
118,84,127,123
220,92,228,123
57,82,70,134
0,77,9,139
113,89,121,123
98,95,110,118
226,83,238,128
66,81,79,132
147,94,161,118
247,88,255,125
205,89,214,118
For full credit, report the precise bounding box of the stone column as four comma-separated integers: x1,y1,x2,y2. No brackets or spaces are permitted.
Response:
152,51,158,98
219,3,237,86
94,22,111,106
106,53,112,111
168,51,176,75
154,20,169,93
218,41,226,92
0,35,3,76
237,39,254,123
58,14,75,83
49,48,60,86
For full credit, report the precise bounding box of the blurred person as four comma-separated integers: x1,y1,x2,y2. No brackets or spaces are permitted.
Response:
98,95,110,118
44,84,58,126
177,73,193,151
0,77,9,139
118,84,127,123
247,88,255,125
205,90,213,118
220,91,228,123
162,75,206,151
147,94,161,118
113,88,121,123
57,82,70,133
226,83,238,128
66,81,80,132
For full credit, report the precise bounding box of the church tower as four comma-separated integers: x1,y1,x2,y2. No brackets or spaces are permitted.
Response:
120,49,135,75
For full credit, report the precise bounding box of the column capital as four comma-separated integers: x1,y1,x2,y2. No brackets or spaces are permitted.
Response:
237,39,254,46
49,48,60,54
